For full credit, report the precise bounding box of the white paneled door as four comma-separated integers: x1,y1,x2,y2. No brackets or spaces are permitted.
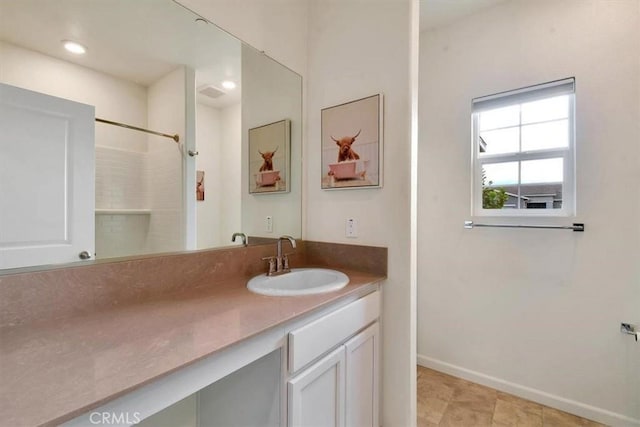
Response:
0,83,95,269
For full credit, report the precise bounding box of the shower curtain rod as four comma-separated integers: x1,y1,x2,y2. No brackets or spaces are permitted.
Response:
95,117,180,143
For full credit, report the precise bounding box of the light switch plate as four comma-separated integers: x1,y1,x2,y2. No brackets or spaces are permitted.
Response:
265,216,273,233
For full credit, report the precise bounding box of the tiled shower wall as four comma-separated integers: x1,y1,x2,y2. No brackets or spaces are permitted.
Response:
95,147,148,210
95,139,183,258
145,138,184,253
95,146,149,258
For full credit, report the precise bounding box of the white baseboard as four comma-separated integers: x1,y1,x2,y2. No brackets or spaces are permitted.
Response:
417,354,640,427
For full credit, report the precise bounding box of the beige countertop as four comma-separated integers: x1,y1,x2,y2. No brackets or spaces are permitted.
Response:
0,269,383,427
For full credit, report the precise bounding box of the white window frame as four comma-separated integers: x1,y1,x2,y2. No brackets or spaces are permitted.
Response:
471,78,576,217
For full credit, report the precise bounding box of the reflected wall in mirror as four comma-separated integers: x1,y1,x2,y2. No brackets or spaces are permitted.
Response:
241,46,302,239
0,0,302,270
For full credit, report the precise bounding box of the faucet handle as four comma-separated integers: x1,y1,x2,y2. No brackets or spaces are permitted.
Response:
261,256,277,275
282,253,291,271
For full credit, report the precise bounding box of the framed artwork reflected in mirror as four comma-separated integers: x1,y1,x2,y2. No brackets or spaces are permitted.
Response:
249,119,291,194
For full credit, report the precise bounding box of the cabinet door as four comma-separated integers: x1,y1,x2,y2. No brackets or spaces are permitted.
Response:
288,347,345,427
345,322,379,427
0,83,95,269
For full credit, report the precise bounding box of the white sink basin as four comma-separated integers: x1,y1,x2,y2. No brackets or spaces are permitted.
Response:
247,268,349,296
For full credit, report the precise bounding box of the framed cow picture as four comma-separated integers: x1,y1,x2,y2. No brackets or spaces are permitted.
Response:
248,119,291,194
321,94,383,190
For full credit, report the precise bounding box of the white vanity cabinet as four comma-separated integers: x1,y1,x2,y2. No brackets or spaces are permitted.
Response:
287,291,380,427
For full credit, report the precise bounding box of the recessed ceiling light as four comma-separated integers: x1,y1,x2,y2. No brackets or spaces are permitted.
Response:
62,40,87,55
221,80,236,90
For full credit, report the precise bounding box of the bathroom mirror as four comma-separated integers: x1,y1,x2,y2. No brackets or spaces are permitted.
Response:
0,0,302,270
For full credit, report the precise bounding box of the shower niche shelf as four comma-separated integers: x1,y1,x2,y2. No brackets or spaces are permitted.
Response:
95,209,151,215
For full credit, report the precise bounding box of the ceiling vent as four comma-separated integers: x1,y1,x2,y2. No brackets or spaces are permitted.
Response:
198,85,226,99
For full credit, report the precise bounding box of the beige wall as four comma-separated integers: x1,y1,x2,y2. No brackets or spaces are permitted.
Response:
305,0,417,424
196,103,222,248
219,104,243,243
417,0,640,424
172,1,419,424
195,102,242,249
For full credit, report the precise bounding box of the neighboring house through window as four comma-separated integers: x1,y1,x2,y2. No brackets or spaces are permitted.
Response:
472,78,576,216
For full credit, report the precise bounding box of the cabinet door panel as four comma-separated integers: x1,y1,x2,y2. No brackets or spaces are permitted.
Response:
288,347,345,427
345,322,379,427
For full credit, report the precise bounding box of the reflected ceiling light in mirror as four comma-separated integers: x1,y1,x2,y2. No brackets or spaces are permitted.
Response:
221,80,237,90
62,40,87,55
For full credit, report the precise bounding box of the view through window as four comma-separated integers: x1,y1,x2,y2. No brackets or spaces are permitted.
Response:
472,79,575,215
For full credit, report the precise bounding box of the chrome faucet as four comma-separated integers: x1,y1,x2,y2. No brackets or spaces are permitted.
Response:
231,232,247,246
263,235,296,276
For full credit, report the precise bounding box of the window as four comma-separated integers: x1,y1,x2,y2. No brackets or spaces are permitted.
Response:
472,78,575,216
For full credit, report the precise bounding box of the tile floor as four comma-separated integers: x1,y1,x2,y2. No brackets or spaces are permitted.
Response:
417,366,607,427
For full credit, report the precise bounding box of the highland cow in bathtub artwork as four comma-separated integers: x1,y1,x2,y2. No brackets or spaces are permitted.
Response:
249,119,290,194
321,94,383,189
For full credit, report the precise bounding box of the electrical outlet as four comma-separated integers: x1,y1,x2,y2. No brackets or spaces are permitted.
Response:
346,218,357,238
265,216,273,233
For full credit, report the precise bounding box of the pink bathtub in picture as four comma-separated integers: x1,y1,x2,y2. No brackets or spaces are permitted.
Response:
328,160,369,180
256,170,281,186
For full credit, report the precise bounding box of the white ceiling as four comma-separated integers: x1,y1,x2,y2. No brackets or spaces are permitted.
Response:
0,0,242,108
420,0,510,31
0,0,512,105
